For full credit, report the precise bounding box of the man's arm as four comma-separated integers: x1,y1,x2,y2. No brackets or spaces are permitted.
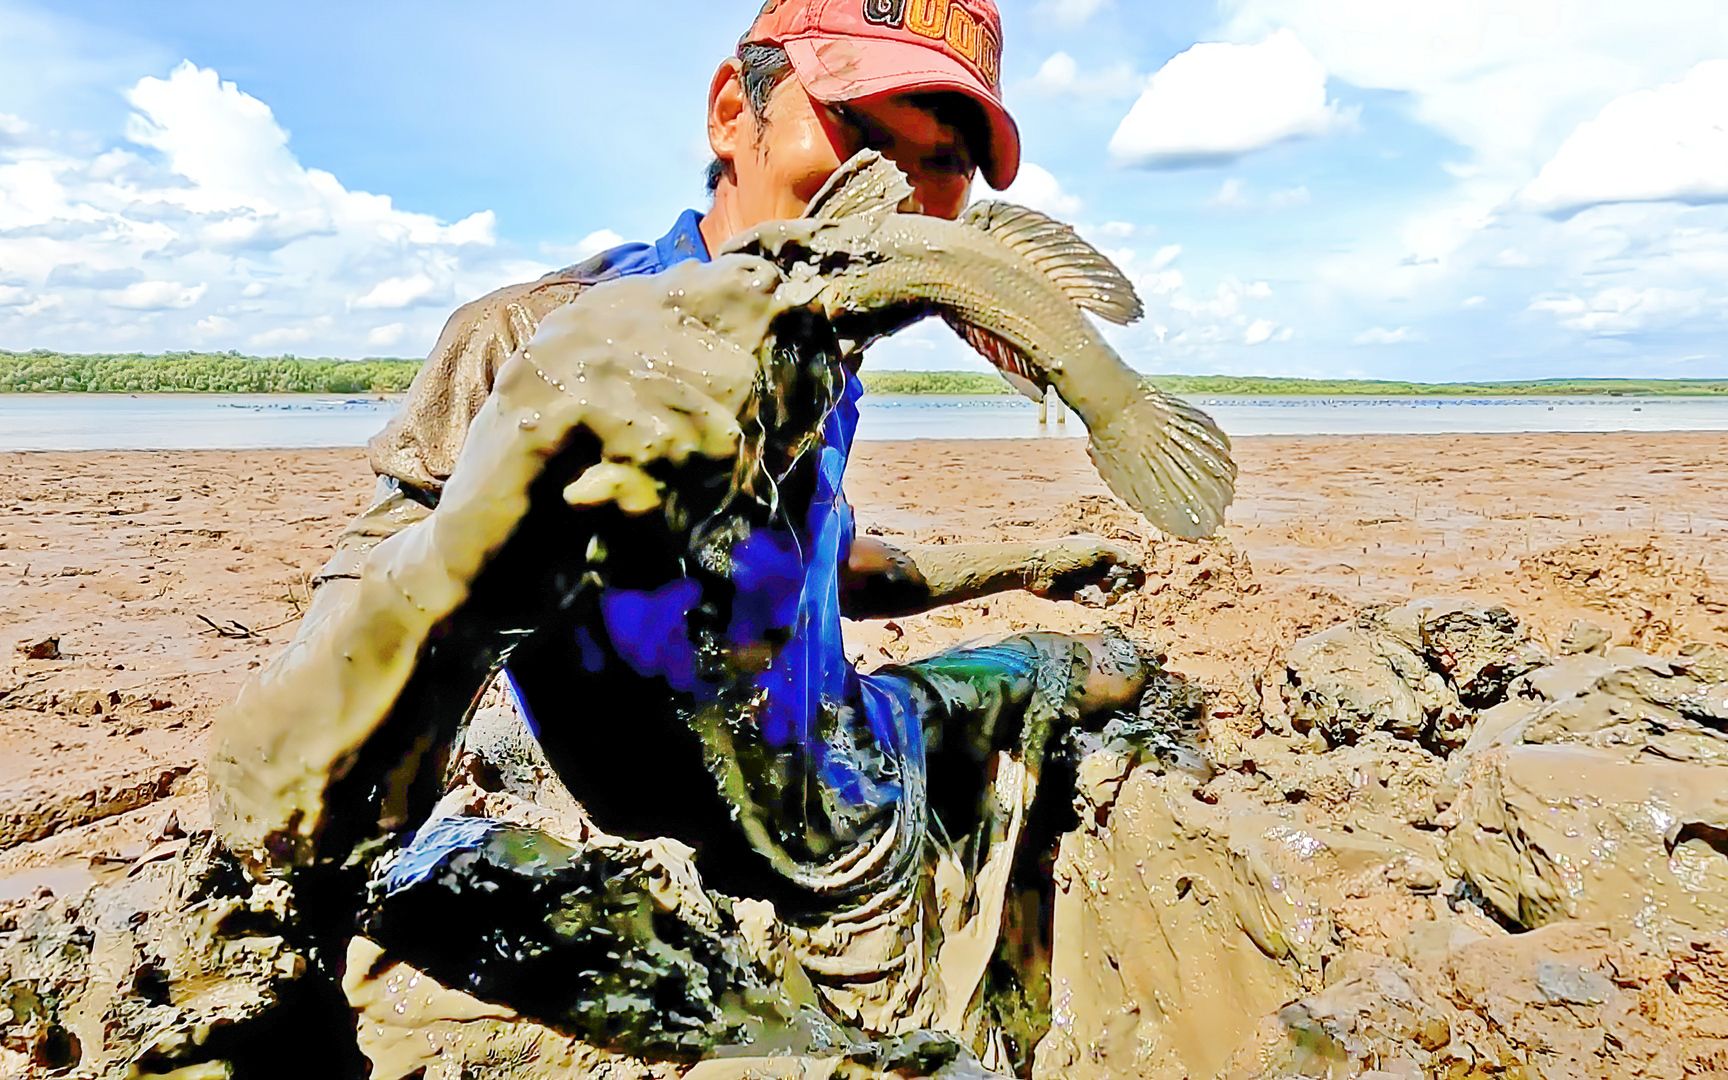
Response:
368,272,591,497
207,275,579,870
208,256,790,871
840,534,1142,619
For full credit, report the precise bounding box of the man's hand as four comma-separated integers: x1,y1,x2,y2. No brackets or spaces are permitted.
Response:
1032,534,1144,607
843,534,1144,619
432,255,800,586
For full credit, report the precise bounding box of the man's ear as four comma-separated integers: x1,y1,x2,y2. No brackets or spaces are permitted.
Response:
708,59,747,180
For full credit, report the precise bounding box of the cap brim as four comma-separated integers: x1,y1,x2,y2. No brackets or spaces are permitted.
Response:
782,34,1021,190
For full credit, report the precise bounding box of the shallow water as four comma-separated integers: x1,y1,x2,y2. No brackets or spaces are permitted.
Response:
3,392,1727,451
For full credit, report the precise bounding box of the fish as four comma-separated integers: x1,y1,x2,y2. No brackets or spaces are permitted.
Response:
724,151,1237,540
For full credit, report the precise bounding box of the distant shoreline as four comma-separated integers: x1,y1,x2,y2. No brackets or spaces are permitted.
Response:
3,350,1726,398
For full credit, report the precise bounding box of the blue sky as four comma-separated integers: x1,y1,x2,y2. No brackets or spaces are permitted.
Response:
2,0,1725,379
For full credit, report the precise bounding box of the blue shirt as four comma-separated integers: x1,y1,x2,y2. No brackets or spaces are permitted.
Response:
506,211,920,819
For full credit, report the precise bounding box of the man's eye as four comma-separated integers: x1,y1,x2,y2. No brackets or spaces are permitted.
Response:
926,151,973,177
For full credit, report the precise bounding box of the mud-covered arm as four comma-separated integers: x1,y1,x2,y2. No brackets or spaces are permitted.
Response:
368,271,591,495
840,534,1142,619
208,257,792,870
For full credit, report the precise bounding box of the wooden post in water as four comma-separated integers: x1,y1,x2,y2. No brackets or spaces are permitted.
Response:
1039,386,1049,426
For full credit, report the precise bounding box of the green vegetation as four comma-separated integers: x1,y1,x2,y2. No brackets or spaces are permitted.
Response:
862,370,1728,397
0,350,420,394
3,350,1726,398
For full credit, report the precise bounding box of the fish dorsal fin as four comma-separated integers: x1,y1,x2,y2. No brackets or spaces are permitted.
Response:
807,150,915,220
942,314,1047,403
963,201,1144,326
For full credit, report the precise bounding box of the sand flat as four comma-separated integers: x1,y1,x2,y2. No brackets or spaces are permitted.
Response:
0,433,1724,878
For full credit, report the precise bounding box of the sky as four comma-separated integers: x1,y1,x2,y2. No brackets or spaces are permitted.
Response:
1,0,1726,380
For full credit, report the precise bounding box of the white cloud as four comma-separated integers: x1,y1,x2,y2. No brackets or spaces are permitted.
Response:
1110,31,1351,167
1521,60,1728,216
1036,0,1111,26
0,60,537,355
540,228,626,266
1172,277,1274,320
1244,318,1278,345
248,326,312,350
121,63,495,247
0,113,27,139
1209,178,1248,208
1025,52,1144,100
1528,286,1713,336
999,162,1083,216
1220,0,1727,165
1352,326,1423,345
352,273,440,311
1098,221,1138,239
367,322,408,348
105,280,207,311
1210,178,1313,210
574,228,624,259
0,284,30,307
1214,1,1728,279
1462,295,1488,309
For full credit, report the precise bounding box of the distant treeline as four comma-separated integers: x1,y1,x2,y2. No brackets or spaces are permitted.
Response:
4,350,1727,398
0,351,420,394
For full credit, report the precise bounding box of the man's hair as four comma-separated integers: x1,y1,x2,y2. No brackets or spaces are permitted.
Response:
705,43,794,195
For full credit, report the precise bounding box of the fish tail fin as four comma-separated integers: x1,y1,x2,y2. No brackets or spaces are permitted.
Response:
808,151,916,220
962,202,1144,325
1088,386,1237,540
948,314,1236,539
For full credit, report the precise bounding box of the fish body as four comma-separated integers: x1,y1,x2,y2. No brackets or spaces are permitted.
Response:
724,152,1237,540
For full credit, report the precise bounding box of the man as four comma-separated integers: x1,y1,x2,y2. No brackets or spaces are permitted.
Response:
211,1,1148,1073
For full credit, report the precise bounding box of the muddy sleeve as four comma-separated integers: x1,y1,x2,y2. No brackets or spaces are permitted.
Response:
210,255,786,869
304,274,593,589
366,273,590,496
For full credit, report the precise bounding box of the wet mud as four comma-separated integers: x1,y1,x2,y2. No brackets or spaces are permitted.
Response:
7,593,1726,1076
1036,600,1728,1078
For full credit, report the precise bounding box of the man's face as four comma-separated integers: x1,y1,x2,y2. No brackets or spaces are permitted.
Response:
730,75,978,227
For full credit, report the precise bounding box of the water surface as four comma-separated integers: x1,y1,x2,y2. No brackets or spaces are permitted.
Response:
3,392,1726,452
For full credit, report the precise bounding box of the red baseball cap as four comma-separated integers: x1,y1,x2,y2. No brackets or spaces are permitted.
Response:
742,0,1021,190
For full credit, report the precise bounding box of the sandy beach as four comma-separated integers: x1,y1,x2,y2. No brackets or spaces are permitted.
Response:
2,432,1724,892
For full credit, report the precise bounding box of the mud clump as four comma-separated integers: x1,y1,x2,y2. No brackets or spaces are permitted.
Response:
1278,598,1545,752
16,638,61,663
1046,600,1728,1078
1450,645,1728,937
0,834,355,1077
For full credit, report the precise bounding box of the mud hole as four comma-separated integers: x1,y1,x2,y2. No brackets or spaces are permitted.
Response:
2,437,1726,1076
